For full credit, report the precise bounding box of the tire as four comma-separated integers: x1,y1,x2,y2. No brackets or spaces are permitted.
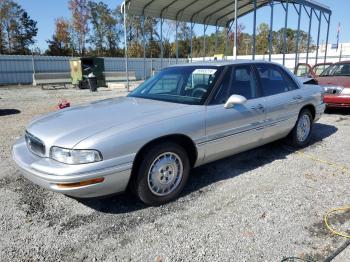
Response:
133,142,190,206
288,109,313,148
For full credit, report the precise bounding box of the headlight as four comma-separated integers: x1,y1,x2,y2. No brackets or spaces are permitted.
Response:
323,86,343,94
50,147,102,164
341,88,350,95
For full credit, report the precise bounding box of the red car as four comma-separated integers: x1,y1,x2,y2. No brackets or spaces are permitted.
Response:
317,61,350,108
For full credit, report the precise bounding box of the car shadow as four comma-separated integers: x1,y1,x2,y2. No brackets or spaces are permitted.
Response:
78,123,337,214
325,108,350,116
0,109,21,116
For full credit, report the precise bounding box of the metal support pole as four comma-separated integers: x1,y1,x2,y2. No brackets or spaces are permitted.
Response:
315,10,322,64
252,0,257,60
190,22,194,63
142,16,146,80
160,18,164,69
233,0,238,60
282,1,289,66
122,3,129,91
203,24,208,61
225,22,233,60
31,51,36,75
269,0,274,61
215,25,219,49
306,8,312,65
324,13,331,63
294,4,302,68
176,21,179,63
224,27,228,59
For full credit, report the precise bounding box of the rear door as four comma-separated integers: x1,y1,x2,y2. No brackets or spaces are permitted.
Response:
255,63,303,141
203,65,266,163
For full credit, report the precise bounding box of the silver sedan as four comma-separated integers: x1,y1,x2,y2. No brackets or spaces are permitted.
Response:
12,61,325,205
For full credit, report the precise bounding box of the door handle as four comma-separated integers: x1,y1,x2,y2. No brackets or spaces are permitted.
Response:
293,95,303,100
251,104,265,112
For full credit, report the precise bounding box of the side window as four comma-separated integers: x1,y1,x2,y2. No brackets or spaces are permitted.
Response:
211,65,257,104
232,66,257,99
256,64,295,96
281,70,299,91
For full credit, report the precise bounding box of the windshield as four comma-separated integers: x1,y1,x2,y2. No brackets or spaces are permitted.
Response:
320,63,350,77
128,66,222,105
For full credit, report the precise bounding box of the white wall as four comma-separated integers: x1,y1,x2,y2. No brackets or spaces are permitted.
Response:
192,43,350,71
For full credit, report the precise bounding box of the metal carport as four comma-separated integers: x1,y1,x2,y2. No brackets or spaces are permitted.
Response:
121,0,332,89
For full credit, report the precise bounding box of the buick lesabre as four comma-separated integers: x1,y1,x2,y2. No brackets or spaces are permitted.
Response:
13,61,325,205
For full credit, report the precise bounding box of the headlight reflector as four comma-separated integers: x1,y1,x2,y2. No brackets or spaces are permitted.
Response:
50,147,102,164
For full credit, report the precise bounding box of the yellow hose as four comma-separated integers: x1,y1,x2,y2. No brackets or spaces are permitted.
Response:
283,146,350,239
324,206,350,239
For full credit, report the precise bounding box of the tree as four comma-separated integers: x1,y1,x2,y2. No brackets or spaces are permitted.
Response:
125,15,159,58
88,1,108,55
46,18,71,56
177,22,191,58
14,11,38,54
0,0,37,54
87,1,121,56
256,23,270,54
106,6,122,56
68,0,89,55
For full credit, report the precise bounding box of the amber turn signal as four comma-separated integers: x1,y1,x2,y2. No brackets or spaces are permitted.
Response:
56,177,104,189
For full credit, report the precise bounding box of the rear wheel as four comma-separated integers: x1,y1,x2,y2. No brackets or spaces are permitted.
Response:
133,142,190,206
288,109,313,147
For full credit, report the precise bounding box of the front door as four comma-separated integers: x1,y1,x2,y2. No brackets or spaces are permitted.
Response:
203,65,266,164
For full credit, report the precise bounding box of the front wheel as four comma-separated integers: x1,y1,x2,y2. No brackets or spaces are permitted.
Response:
133,142,190,206
288,109,313,147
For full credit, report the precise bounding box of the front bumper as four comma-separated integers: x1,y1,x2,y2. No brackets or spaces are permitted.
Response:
324,94,350,108
12,138,132,198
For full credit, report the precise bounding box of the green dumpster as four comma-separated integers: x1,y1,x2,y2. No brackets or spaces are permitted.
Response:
70,57,106,89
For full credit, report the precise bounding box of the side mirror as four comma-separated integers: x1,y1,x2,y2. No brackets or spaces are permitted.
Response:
224,94,247,109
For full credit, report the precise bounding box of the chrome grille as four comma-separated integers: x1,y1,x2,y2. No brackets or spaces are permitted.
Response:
25,132,45,156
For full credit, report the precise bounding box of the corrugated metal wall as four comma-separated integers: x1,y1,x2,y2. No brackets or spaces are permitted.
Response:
0,55,188,85
2,53,349,85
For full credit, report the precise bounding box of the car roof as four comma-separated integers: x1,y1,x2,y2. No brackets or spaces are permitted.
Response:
334,60,350,65
166,60,279,68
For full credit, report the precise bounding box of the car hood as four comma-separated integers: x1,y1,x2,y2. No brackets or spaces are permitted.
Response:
27,96,192,149
316,76,350,88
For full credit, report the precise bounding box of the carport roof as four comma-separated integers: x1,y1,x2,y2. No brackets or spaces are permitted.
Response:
123,0,331,27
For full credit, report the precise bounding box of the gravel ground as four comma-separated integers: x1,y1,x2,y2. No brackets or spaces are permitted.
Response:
1,86,350,262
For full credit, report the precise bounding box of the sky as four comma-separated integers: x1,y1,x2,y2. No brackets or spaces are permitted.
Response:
15,0,350,52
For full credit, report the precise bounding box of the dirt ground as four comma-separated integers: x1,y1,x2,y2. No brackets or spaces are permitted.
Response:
1,86,350,262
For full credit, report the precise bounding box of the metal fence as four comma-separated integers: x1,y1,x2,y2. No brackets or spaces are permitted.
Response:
1,53,350,85
0,55,187,85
